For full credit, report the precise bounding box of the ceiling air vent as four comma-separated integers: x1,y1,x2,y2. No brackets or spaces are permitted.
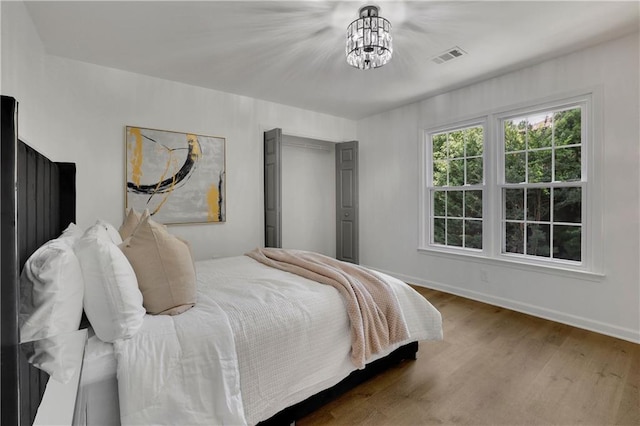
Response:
431,46,467,64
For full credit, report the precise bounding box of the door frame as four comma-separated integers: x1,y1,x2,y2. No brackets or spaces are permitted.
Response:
263,129,358,261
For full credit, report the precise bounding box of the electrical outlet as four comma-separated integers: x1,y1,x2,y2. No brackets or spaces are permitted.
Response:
480,270,489,283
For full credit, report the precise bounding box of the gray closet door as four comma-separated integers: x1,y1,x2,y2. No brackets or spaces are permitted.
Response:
264,128,282,248
336,141,359,264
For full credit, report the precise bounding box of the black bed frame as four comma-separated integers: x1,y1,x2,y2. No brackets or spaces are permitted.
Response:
0,94,417,426
259,341,418,425
1,95,77,426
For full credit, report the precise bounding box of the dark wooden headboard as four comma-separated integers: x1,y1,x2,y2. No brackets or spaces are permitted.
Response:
1,95,77,425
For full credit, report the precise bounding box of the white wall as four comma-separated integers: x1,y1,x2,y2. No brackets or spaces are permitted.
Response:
1,1,356,260
1,0,52,156
358,33,640,343
282,135,336,256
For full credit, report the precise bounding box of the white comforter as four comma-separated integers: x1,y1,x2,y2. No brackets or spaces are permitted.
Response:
114,256,443,425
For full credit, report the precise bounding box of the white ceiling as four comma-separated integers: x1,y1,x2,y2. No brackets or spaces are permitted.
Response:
24,1,639,120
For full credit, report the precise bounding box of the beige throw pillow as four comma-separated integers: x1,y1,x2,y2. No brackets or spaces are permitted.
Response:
119,213,196,315
119,208,142,240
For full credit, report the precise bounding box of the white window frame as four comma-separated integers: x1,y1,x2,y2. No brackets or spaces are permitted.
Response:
419,117,488,254
419,91,603,278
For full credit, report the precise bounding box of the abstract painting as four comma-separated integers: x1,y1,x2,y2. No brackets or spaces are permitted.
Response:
125,126,225,224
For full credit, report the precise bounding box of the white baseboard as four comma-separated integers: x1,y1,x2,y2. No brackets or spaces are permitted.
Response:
367,265,640,345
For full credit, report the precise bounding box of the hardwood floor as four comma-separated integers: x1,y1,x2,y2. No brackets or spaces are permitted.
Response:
298,287,640,425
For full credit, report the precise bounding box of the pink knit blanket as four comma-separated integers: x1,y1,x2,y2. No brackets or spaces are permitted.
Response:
245,247,410,368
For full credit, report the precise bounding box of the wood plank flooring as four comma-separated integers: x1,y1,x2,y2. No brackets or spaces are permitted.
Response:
298,287,640,425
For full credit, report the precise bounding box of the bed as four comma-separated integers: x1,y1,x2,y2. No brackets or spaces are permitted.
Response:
1,95,443,425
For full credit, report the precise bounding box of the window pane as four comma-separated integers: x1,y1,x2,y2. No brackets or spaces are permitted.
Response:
528,114,553,149
448,131,465,158
432,133,447,160
498,104,585,264
465,190,482,218
505,152,526,183
553,225,581,261
466,128,483,157
505,222,524,254
504,119,526,152
433,190,446,217
504,188,524,220
433,160,448,186
555,146,581,182
554,187,581,223
465,220,482,249
429,125,485,251
528,149,552,183
466,157,483,185
449,159,465,186
433,218,446,245
448,190,463,218
447,219,463,247
527,187,551,222
527,224,551,257
554,108,581,147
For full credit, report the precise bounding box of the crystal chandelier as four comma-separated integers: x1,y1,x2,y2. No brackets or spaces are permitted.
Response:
346,5,393,70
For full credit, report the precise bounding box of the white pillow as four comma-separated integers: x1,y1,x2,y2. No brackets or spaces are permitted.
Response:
19,237,84,342
75,224,145,342
22,330,87,384
96,219,123,245
59,222,84,242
